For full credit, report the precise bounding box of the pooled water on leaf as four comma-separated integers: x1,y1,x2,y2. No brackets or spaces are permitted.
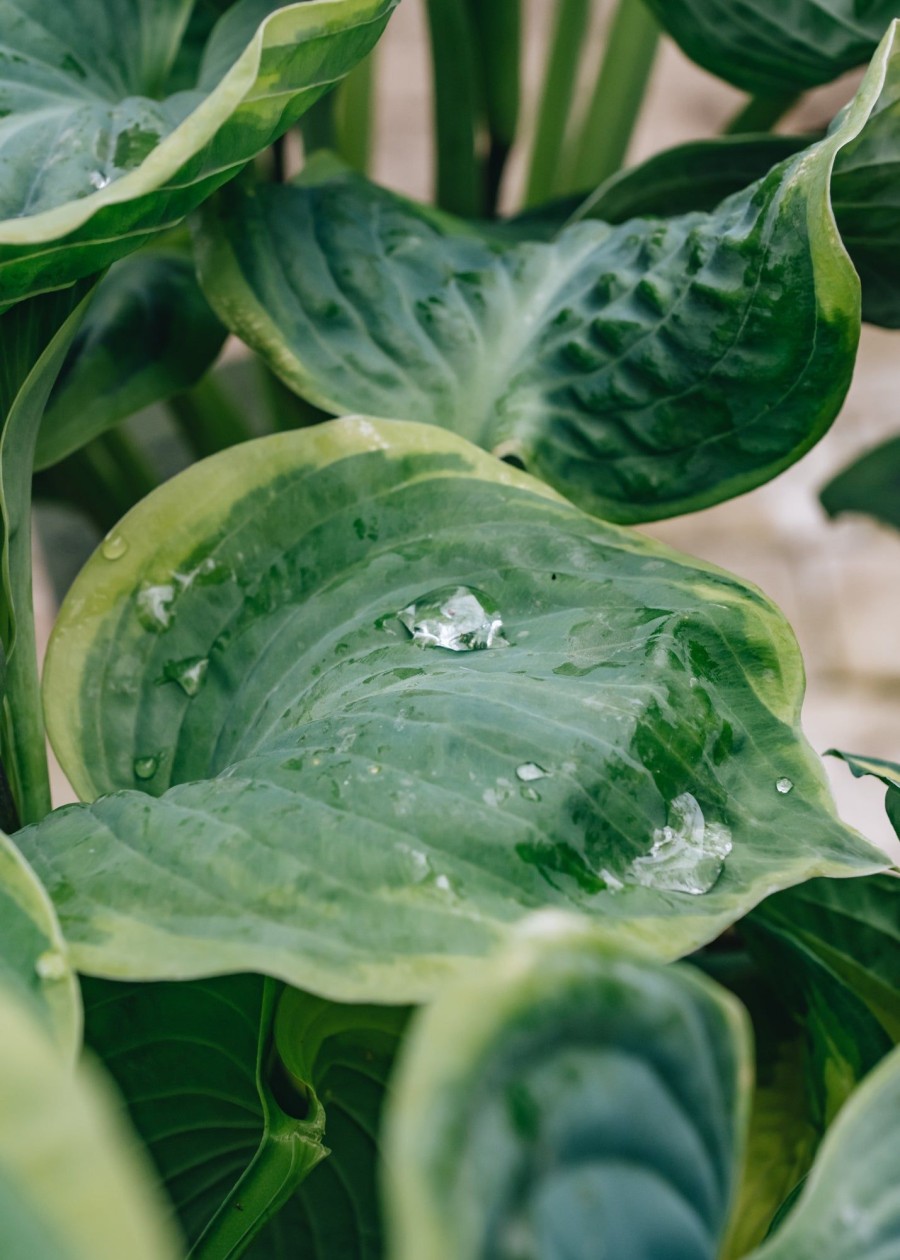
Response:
161,656,209,697
776,777,794,794
627,792,732,895
133,755,160,781
516,763,547,782
397,586,506,651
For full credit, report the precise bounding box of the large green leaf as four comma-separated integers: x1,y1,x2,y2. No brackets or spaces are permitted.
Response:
36,248,226,470
0,0,399,308
642,0,900,95
383,913,752,1260
821,436,900,530
195,29,899,523
84,974,407,1256
0,981,181,1260
0,830,80,1054
17,419,883,999
748,1040,900,1259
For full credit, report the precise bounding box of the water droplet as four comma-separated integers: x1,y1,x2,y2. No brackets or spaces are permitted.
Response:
136,583,175,632
89,170,111,190
397,586,506,652
434,873,453,894
133,755,160,781
35,951,67,982
600,868,624,893
397,844,431,883
516,762,547,782
627,793,732,896
776,777,794,794
520,785,541,802
161,656,209,697
101,533,127,560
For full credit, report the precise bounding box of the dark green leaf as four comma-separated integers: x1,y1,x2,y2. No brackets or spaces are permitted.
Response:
18,419,883,1000
821,436,900,531
0,981,181,1260
383,914,751,1260
0,0,400,308
826,750,900,840
642,0,899,95
196,32,899,522
36,250,226,470
84,974,407,1257
748,1040,900,1259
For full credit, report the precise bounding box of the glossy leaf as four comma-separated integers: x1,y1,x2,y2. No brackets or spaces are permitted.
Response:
36,249,226,470
827,750,900,839
18,419,884,1000
748,1040,900,1259
383,913,751,1260
196,30,900,523
0,0,400,308
0,830,80,1054
0,981,181,1260
821,435,900,530
642,0,899,95
84,974,407,1256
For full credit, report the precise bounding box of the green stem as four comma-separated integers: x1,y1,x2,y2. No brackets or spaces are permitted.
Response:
424,0,483,218
723,91,800,136
335,52,376,173
169,374,256,461
563,0,661,195
299,88,338,156
465,0,521,216
524,0,592,207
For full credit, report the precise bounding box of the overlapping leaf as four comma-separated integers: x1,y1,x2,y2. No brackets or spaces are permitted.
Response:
821,436,900,530
0,0,399,308
642,0,899,94
84,974,407,1257
196,28,899,522
0,981,181,1260
16,419,883,1001
383,914,751,1260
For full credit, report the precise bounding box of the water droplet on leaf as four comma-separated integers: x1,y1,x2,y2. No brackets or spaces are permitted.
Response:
397,585,506,651
136,583,175,632
516,762,547,782
101,533,127,560
627,792,732,895
161,656,209,697
776,777,794,794
35,951,67,982
89,170,111,190
133,755,160,781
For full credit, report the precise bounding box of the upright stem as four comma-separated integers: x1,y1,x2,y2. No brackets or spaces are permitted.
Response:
723,91,800,136
465,0,522,216
423,0,483,218
524,0,592,207
335,52,376,173
169,374,256,461
299,88,338,156
564,0,660,195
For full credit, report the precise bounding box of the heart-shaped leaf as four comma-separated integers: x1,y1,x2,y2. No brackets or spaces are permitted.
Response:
195,27,899,523
36,248,226,470
84,974,407,1256
0,830,80,1054
748,1039,900,1259
821,437,900,531
383,913,751,1260
0,981,181,1260
642,0,898,95
17,419,883,1000
0,0,399,308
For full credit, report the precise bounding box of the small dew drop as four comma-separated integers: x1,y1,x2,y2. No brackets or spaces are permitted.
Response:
627,793,732,896
35,951,67,982
601,868,625,893
434,873,453,894
133,755,160,781
776,777,794,795
161,655,209,697
101,533,127,560
520,785,541,802
516,762,547,783
397,585,506,652
89,169,111,190
136,583,175,632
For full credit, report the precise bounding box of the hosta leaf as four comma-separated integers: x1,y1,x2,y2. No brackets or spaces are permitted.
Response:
18,419,883,1000
827,750,900,839
748,1040,900,1259
36,248,226,470
84,974,407,1256
196,29,899,522
821,437,900,530
0,830,80,1054
383,913,751,1260
642,0,899,95
0,0,399,308
748,873,900,1041
0,981,181,1260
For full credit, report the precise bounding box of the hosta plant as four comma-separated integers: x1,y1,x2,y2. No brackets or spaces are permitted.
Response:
2,1,900,1256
